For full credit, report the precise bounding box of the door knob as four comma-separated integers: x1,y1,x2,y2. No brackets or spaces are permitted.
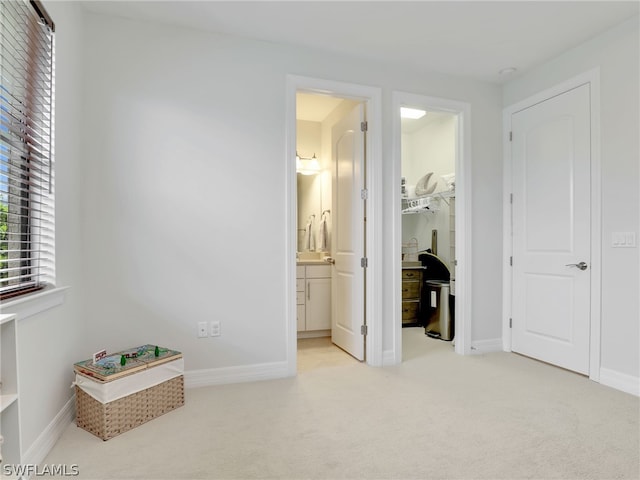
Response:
324,257,335,264
565,261,588,271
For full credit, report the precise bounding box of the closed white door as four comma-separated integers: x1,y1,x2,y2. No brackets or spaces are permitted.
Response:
511,84,591,374
331,104,366,361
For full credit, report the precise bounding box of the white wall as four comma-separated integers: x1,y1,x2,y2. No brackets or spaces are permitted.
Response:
6,0,86,460
78,12,502,374
503,17,640,381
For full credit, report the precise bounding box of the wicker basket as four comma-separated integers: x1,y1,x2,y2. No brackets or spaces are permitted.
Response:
75,375,184,441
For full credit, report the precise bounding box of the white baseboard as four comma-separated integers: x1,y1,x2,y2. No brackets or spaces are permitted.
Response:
297,330,330,339
599,367,640,397
184,361,290,389
382,349,398,366
22,396,75,467
471,338,503,354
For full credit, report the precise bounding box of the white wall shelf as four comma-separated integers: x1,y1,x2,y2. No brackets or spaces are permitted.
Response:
0,313,22,466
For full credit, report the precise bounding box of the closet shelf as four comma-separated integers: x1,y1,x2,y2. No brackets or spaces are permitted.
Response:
401,190,455,214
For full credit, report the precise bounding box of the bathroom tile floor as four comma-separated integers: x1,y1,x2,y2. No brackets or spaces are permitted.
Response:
297,336,358,372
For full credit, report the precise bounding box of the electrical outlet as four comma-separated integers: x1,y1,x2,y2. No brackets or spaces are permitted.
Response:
197,321,208,338
210,321,221,337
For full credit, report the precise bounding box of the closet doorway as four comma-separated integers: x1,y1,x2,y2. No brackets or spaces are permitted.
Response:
392,92,472,361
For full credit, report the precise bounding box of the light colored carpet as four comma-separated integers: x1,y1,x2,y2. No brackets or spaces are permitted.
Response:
43,328,639,479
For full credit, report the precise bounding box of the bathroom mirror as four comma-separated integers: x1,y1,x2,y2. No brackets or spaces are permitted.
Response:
297,172,323,252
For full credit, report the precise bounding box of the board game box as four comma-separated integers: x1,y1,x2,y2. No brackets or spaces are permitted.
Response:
74,345,182,382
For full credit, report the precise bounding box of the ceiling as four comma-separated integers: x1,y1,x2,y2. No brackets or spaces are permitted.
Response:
296,93,344,122
82,1,639,84
401,110,454,134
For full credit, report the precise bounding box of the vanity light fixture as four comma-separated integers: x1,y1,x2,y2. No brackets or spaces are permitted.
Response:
296,152,321,175
400,107,426,119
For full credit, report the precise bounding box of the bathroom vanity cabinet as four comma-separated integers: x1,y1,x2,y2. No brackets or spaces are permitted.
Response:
296,264,331,335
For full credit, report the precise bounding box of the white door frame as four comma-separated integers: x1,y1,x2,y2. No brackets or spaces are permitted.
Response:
285,75,383,375
391,92,473,359
502,68,602,381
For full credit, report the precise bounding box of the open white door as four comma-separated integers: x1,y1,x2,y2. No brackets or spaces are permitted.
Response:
511,83,591,375
331,103,366,361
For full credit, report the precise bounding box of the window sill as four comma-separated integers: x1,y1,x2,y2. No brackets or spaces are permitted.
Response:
0,286,69,321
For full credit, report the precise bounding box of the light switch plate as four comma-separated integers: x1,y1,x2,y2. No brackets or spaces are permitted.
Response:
625,232,637,247
210,321,221,337
612,232,637,248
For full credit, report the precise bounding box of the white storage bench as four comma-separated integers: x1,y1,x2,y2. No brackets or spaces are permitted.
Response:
74,346,184,440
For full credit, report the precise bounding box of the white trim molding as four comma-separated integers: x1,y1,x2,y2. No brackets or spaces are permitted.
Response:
0,287,69,321
471,338,503,354
502,68,602,382
184,362,289,389
22,397,75,467
381,349,396,367
297,330,330,339
599,368,640,397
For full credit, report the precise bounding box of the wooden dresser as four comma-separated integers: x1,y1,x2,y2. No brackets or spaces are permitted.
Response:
401,266,424,327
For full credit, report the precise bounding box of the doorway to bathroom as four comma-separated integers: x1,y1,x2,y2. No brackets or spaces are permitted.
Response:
286,75,383,375
392,92,472,361
295,92,364,366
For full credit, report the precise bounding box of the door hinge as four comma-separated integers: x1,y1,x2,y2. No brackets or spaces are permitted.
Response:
361,257,368,268
510,256,513,266
509,318,512,328
361,324,368,335
361,188,368,200
361,121,368,132
510,193,513,204
509,131,513,141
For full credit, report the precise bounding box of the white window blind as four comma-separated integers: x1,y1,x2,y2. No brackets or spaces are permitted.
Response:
0,0,55,300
